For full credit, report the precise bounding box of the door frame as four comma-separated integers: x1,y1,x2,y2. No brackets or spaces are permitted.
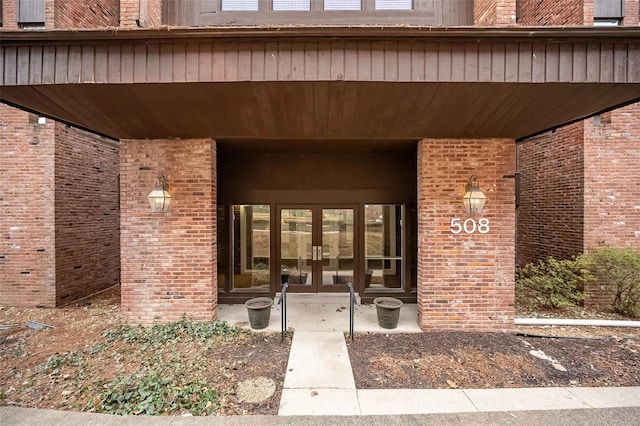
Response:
274,204,359,293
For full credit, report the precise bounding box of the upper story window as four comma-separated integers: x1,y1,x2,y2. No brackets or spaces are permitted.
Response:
324,0,361,10
273,0,311,10
18,0,45,29
221,0,259,11
375,0,412,10
593,18,621,26
594,0,624,25
220,0,413,12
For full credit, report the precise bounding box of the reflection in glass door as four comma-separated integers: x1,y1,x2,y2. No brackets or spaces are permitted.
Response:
280,208,313,287
278,206,355,292
321,209,354,286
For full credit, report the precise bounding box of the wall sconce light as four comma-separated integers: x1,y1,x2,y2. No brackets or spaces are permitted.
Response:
147,174,172,212
462,175,486,215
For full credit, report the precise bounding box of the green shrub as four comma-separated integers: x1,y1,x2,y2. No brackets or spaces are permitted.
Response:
581,247,640,317
89,372,218,416
102,318,242,349
516,257,587,309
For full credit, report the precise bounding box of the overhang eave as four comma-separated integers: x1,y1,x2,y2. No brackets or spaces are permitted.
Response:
1,27,639,140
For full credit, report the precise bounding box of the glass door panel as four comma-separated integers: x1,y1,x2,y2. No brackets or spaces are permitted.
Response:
321,208,354,286
280,208,313,287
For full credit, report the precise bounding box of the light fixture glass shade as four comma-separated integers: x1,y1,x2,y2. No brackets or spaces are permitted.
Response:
147,176,172,212
462,176,486,215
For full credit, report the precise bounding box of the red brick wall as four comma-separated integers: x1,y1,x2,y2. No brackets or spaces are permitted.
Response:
120,0,162,28
54,124,120,305
583,103,640,309
475,0,497,25
583,104,640,251
475,0,516,26
516,123,585,266
517,0,587,25
54,0,119,28
624,0,639,25
0,105,56,307
120,138,217,325
417,138,516,332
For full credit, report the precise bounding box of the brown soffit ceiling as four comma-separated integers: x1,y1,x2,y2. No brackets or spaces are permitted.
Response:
3,82,638,141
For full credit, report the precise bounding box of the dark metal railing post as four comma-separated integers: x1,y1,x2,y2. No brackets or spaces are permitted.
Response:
277,283,288,343
347,281,357,342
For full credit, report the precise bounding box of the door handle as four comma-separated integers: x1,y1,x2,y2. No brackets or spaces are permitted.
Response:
318,246,322,260
312,246,317,261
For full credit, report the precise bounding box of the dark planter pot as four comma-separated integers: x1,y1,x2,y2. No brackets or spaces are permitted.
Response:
373,297,403,329
245,297,273,330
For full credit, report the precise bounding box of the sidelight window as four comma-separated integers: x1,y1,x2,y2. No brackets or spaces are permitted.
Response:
232,205,270,291
364,204,403,289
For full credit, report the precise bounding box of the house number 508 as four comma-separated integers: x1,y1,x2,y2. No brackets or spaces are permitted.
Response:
450,218,490,234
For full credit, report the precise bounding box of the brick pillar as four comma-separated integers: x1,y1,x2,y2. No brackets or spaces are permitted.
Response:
120,138,217,325
417,138,515,332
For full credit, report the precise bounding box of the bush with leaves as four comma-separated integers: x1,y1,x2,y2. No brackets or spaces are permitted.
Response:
85,318,243,415
516,257,587,309
88,372,218,416
581,247,640,317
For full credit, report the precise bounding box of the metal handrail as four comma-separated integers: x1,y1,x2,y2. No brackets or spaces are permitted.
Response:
347,281,357,342
277,283,288,343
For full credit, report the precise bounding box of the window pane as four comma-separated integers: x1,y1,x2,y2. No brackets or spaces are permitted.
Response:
322,209,354,285
364,204,403,289
273,0,311,11
221,0,259,11
324,0,361,11
375,0,412,10
280,208,313,285
232,205,270,291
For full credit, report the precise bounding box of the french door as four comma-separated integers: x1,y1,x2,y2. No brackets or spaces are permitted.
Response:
277,205,357,292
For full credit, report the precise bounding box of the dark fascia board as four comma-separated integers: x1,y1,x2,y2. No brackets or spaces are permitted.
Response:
1,25,640,44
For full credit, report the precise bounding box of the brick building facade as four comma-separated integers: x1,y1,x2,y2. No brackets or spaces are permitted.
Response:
0,0,120,307
2,0,639,329
514,0,640,310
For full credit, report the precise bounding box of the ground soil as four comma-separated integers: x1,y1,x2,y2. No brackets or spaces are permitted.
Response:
0,287,290,415
1,288,639,416
349,304,640,390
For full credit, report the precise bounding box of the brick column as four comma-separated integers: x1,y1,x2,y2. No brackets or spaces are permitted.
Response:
120,138,217,325
417,139,515,332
